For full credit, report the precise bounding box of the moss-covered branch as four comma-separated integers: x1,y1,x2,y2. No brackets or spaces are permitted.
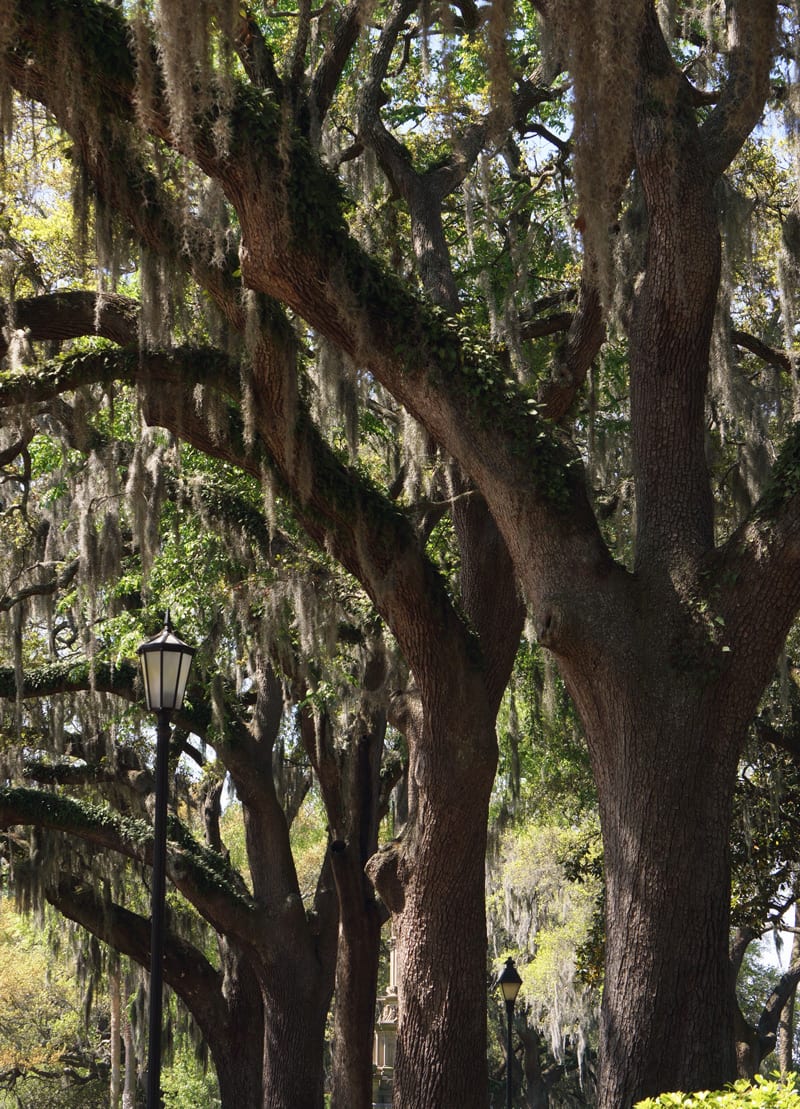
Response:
0,558,79,614
701,0,778,176
0,659,137,700
0,292,138,358
6,0,613,617
0,786,260,942
0,346,237,409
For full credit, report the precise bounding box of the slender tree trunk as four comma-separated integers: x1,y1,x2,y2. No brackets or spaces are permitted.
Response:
328,726,385,1109
109,966,122,1109
518,1025,549,1109
778,915,800,1075
779,991,796,1075
329,879,383,1109
122,1016,136,1109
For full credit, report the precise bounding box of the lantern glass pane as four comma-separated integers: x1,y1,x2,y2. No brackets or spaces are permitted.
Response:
500,980,521,1003
160,650,182,709
140,650,162,711
173,653,191,710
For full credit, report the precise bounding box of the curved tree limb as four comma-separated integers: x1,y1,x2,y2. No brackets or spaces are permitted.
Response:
701,0,778,177
0,786,261,943
0,292,138,358
732,329,796,376
46,871,229,1039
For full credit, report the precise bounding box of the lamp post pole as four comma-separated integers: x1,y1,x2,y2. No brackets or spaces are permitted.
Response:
146,708,172,1109
138,614,195,1109
497,957,522,1109
504,995,515,1109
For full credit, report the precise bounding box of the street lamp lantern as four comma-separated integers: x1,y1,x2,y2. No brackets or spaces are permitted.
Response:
138,612,195,1109
138,612,196,713
497,957,522,1109
498,956,522,1005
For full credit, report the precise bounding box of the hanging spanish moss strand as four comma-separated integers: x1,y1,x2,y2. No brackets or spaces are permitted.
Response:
543,0,643,306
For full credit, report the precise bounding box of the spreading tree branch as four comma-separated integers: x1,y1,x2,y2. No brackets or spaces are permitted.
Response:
46,872,230,1040
702,0,778,176
0,786,261,943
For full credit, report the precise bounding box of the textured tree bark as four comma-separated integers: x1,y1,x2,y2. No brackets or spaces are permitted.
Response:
367,688,500,1109
258,968,332,1109
391,787,495,1108
214,945,269,1108
592,705,739,1106
778,901,800,1074
4,7,794,1109
326,728,385,1109
329,877,383,1109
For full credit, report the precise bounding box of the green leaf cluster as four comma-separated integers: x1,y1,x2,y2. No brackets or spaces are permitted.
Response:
635,1075,800,1108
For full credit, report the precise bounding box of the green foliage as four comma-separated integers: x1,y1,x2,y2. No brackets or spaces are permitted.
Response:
161,1044,221,1109
635,1075,800,1108
494,640,595,821
0,900,109,1108
488,818,602,1062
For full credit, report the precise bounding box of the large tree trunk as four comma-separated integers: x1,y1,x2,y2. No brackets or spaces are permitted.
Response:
395,796,493,1107
369,698,498,1109
593,700,739,1106
258,966,332,1109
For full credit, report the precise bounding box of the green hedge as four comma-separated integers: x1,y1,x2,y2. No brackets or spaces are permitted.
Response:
635,1076,800,1108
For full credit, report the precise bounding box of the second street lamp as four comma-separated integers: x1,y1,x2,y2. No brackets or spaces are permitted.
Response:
497,956,523,1109
138,613,195,1109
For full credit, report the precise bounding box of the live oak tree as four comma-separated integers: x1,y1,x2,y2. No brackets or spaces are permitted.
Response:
1,2,800,1108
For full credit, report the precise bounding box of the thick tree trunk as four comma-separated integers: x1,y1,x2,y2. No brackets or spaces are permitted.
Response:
259,976,331,1109
369,739,496,1109
212,944,266,1108
591,696,739,1107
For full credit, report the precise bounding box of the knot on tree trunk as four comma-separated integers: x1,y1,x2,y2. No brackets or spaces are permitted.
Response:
365,839,405,914
388,688,423,743
535,599,565,650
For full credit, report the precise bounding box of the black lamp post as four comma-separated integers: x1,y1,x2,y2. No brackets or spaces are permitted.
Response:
497,956,522,1109
138,613,195,1109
